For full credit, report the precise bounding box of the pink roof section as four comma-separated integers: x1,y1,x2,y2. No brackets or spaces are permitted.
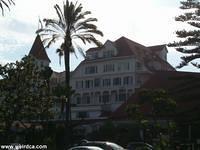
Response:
86,36,166,58
29,35,51,62
111,71,200,119
148,44,167,52
87,36,150,57
86,36,174,71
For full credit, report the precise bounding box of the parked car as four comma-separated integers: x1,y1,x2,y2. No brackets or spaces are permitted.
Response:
68,146,104,150
80,140,125,150
127,142,153,150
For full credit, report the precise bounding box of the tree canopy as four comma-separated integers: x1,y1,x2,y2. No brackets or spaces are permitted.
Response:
169,0,200,69
0,56,53,130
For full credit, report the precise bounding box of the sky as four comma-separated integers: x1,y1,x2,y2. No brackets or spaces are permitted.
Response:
0,0,199,72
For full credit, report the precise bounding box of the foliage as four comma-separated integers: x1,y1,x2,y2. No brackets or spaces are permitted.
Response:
0,56,53,130
168,0,200,69
0,0,14,16
36,0,103,63
138,89,177,116
126,104,144,122
126,89,177,149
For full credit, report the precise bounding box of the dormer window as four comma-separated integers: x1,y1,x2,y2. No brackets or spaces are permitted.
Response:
136,62,142,70
86,51,99,60
93,52,98,58
85,66,98,74
103,50,115,58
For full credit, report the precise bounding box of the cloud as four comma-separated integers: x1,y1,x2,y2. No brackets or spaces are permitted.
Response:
1,18,36,34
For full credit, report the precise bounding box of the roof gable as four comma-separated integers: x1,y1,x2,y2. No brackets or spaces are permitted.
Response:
29,35,51,62
114,36,149,57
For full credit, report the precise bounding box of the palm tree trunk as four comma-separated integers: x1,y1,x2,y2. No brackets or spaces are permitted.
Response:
64,48,70,124
64,38,72,148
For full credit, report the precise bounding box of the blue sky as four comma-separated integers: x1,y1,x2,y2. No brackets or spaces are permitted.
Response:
0,0,199,72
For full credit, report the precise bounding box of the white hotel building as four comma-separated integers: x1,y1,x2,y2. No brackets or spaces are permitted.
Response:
50,36,175,120
27,35,174,120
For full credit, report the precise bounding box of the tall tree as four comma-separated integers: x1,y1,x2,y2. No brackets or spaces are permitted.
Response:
0,0,14,16
138,89,177,149
0,56,53,132
169,0,200,69
36,0,103,137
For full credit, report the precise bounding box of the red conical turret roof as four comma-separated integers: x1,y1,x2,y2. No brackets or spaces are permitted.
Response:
29,35,51,62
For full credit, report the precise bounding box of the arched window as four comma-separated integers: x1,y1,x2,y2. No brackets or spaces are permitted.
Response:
94,92,101,104
119,89,126,101
82,93,90,104
111,90,117,102
102,91,110,104
74,93,81,104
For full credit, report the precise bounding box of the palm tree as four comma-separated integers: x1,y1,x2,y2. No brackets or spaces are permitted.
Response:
36,0,103,134
0,0,14,16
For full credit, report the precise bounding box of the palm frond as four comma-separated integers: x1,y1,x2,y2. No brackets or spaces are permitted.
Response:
0,0,15,16
56,48,64,65
75,23,97,31
75,18,98,28
36,0,103,68
75,11,91,22
80,29,103,37
54,4,66,28
73,41,85,58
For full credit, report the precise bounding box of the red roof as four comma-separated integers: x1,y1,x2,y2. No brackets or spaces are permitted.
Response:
111,71,200,119
29,35,51,62
85,36,174,71
148,45,167,52
115,36,149,57
87,47,101,52
87,36,149,57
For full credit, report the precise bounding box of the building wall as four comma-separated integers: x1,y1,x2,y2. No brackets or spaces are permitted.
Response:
50,38,174,120
70,54,152,120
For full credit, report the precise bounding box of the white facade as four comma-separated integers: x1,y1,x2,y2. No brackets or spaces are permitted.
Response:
67,37,174,120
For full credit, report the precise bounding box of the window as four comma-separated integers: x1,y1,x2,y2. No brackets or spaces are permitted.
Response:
118,62,130,71
76,81,83,89
77,97,81,104
111,91,118,102
123,62,130,71
74,94,81,104
103,64,115,72
93,52,98,59
136,62,142,70
102,91,109,103
119,89,126,101
94,92,101,104
77,111,89,118
103,79,111,87
103,50,114,58
85,66,97,74
123,76,133,85
113,77,121,86
82,93,90,104
85,80,93,88
94,78,101,87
